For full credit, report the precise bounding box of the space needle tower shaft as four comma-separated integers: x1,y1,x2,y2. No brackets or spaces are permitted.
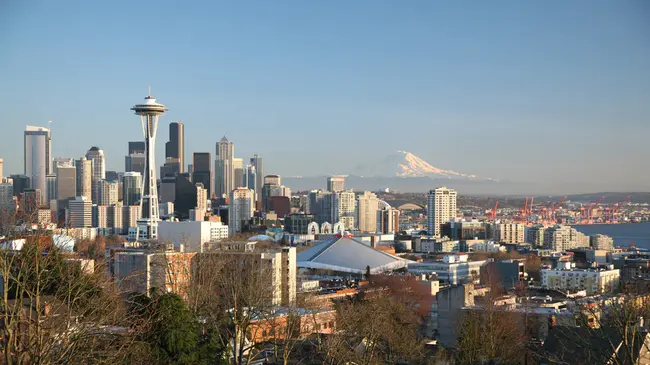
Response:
131,91,168,241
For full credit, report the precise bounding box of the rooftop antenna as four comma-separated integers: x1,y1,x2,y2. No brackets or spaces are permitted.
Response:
148,85,151,97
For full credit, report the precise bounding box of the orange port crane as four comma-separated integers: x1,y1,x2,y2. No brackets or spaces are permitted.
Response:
490,201,499,221
609,195,631,223
586,196,605,223
550,196,568,223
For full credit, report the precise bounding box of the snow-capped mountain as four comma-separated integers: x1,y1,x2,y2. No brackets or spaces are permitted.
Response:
383,151,495,180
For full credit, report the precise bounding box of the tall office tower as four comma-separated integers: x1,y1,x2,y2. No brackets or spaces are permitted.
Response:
332,190,356,230
427,187,457,237
122,172,142,206
75,157,92,200
46,175,57,203
56,166,76,213
128,141,145,154
357,191,379,233
214,136,234,198
162,121,184,175
307,190,333,224
85,147,106,203
0,180,13,212
233,158,243,189
66,196,92,228
0,157,3,178
250,154,263,201
264,175,281,186
125,153,146,175
229,188,254,235
22,189,42,215
245,165,257,197
327,175,346,193
24,125,51,205
9,175,30,197
131,93,168,241
192,153,212,198
98,180,119,206
377,207,400,234
53,157,74,171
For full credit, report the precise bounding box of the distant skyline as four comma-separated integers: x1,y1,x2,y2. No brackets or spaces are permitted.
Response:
1,1,649,191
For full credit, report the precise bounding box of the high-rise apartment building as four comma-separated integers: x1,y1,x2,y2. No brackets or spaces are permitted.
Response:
590,234,614,251
75,157,92,200
192,152,212,198
377,207,400,234
228,188,254,235
196,183,208,215
250,154,263,201
427,187,457,237
357,191,379,233
233,158,243,189
162,121,184,175
122,172,142,206
494,223,526,243
85,147,106,203
215,136,234,198
67,196,92,228
122,205,141,234
98,180,119,206
327,175,346,193
543,225,589,251
332,190,356,230
307,190,333,224
24,126,52,205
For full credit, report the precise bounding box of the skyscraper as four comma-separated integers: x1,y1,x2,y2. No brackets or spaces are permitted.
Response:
56,166,76,214
245,165,257,198
215,136,234,198
75,157,92,200
128,141,145,154
357,191,379,233
427,187,457,237
24,125,51,205
229,188,254,235
163,121,184,175
377,207,400,234
9,175,30,197
98,180,119,206
0,180,13,212
131,92,168,240
85,147,106,203
66,196,92,228
233,158,243,189
192,152,212,198
250,154,263,201
327,175,346,193
332,190,356,230
122,172,142,206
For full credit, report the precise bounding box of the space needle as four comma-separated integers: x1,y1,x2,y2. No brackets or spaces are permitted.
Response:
131,90,168,241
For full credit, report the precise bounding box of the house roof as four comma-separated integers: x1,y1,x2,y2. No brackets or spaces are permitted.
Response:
297,237,409,275
540,326,647,364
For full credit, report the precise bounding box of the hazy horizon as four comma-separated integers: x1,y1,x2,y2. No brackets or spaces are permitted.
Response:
1,1,649,191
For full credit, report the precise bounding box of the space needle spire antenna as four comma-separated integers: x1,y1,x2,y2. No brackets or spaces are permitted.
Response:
130,89,168,241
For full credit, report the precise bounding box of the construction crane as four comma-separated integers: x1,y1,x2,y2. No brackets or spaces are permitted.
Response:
490,201,499,221
527,196,535,223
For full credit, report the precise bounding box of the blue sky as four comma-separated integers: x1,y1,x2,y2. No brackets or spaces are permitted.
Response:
1,1,649,189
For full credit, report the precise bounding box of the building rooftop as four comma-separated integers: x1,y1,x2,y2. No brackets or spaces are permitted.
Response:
297,237,409,275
